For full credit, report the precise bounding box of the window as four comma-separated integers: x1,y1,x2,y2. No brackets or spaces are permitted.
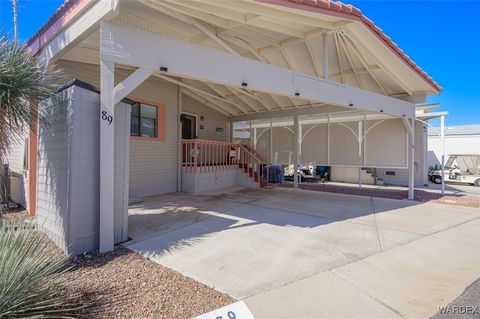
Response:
130,103,158,138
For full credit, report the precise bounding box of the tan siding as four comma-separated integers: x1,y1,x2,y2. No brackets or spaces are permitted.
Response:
58,60,179,198
182,95,229,142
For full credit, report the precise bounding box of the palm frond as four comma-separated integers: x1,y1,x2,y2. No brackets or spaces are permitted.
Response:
0,35,64,162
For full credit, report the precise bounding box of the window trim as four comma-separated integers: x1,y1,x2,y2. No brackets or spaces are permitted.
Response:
129,97,165,141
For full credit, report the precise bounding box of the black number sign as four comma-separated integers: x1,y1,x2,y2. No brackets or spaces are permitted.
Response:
101,111,113,125
215,311,236,319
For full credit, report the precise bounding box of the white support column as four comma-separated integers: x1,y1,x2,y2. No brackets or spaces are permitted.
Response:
298,124,303,162
327,114,330,165
407,118,415,200
293,115,300,189
229,120,234,143
177,86,183,192
440,115,445,194
99,59,115,253
253,128,257,150
322,32,329,79
358,167,362,188
269,119,273,163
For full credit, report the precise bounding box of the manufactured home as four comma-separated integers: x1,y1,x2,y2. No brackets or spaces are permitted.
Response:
9,0,444,255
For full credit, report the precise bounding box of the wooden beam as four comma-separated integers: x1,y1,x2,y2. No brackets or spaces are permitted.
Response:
340,33,388,95
140,0,239,55
231,87,274,111
333,32,345,84
258,28,327,55
161,0,306,38
200,0,336,30
322,32,328,79
39,0,119,63
100,22,415,118
305,40,322,78
114,68,152,104
140,0,230,28
154,73,241,115
337,32,365,89
343,32,413,95
220,86,257,112
182,88,232,116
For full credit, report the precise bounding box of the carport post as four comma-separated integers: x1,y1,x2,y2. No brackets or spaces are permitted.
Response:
440,115,445,194
293,114,300,189
99,59,115,253
269,119,273,162
407,117,415,200
177,86,183,192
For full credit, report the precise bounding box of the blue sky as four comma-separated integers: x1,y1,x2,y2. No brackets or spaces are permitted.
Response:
1,0,479,126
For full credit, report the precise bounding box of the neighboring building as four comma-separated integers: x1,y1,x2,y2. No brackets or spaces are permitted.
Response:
6,0,441,255
233,103,446,187
428,124,480,169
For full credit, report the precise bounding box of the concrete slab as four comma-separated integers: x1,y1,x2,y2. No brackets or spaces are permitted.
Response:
252,187,377,223
245,271,403,319
332,218,480,318
127,190,422,298
245,217,480,318
372,197,480,235
126,188,480,318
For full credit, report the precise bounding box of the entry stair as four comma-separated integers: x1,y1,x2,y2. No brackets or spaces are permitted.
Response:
181,140,270,188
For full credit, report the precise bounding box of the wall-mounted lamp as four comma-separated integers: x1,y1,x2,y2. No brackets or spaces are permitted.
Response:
241,82,248,87
160,66,168,72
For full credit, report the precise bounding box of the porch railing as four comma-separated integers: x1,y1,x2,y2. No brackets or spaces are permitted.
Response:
181,139,268,186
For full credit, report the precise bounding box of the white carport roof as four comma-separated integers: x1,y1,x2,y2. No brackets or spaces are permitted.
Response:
30,0,440,119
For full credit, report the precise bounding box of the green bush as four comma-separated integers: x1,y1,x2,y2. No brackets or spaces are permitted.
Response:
0,218,73,318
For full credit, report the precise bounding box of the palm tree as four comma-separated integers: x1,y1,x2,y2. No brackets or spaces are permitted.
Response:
0,36,74,318
0,35,62,162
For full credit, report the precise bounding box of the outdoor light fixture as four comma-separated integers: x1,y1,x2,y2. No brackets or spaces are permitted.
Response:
294,92,300,97
349,103,354,107
241,82,248,87
380,109,384,113
160,66,168,72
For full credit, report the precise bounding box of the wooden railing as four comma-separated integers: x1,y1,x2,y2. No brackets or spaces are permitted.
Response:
181,139,268,186
181,139,237,173
240,143,269,164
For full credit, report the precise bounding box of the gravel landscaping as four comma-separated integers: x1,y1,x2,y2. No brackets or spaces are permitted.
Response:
45,242,235,318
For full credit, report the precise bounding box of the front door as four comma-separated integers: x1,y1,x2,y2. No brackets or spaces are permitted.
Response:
181,113,197,139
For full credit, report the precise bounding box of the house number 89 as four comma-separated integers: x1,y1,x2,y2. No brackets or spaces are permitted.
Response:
101,111,113,125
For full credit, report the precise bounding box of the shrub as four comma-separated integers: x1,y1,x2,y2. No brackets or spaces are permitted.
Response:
0,218,73,318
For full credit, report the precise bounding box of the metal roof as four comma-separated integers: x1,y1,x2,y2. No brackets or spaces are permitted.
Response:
428,124,480,136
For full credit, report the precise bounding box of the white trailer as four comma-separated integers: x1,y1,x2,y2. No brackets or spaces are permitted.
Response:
430,154,480,186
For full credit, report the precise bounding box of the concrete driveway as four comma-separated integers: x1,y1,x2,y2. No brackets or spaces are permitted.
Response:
125,187,480,319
